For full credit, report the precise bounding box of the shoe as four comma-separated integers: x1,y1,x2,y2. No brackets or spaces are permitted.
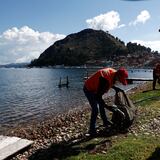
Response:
86,130,97,137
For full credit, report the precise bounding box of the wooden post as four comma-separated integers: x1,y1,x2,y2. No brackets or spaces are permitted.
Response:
58,76,69,88
86,70,89,79
66,76,69,88
58,77,62,88
84,70,89,80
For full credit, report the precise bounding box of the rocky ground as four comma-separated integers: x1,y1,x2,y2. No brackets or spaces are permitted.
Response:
5,82,160,160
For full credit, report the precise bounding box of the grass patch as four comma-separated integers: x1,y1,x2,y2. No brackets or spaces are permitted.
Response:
130,86,160,124
130,83,160,107
65,135,160,160
104,135,160,160
64,84,160,160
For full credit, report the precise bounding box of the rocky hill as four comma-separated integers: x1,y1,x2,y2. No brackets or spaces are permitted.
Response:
29,29,127,67
29,28,160,68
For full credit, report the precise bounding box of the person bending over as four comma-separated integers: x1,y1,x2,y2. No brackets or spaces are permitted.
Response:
83,67,128,136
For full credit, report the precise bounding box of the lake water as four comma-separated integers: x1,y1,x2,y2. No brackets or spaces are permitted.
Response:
0,68,153,133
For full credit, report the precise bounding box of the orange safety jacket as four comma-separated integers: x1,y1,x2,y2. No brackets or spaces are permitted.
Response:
84,68,117,93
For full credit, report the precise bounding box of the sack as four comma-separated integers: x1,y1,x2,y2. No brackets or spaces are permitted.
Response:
111,90,136,130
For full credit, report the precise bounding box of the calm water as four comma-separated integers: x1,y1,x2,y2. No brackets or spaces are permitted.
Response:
0,68,153,132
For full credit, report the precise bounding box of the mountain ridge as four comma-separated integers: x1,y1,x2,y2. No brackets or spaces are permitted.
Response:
29,28,159,67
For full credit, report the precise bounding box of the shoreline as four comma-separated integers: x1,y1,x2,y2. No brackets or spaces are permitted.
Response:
5,82,150,137
0,82,145,135
5,82,152,160
0,68,152,135
5,82,151,139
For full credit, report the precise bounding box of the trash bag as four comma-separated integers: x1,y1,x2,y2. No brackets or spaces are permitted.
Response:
111,90,136,130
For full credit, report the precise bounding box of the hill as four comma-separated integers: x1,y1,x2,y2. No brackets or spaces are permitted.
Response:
29,28,160,68
29,29,127,67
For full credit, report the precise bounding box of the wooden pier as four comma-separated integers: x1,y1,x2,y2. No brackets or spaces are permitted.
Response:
58,76,69,88
84,77,153,83
127,78,153,84
0,135,33,160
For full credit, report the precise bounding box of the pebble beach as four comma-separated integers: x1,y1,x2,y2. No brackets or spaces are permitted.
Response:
4,82,160,160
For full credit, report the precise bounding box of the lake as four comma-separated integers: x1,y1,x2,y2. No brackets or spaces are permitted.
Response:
0,68,153,133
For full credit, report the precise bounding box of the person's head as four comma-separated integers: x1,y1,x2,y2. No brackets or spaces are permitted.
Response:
116,67,128,85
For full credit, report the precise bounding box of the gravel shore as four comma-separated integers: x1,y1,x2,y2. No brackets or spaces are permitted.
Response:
5,82,153,160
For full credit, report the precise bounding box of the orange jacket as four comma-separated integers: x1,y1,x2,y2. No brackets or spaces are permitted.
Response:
84,68,116,93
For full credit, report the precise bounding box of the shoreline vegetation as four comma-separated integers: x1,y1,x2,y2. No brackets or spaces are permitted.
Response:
5,81,160,160
0,64,154,69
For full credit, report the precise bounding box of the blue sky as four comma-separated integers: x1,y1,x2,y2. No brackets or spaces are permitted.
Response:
0,0,160,64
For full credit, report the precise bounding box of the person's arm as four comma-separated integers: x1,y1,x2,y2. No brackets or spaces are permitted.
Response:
96,76,109,106
96,77,125,118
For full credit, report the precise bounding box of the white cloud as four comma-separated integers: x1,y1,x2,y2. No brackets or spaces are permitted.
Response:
131,39,160,52
0,26,66,64
86,11,125,31
118,24,126,28
129,10,151,26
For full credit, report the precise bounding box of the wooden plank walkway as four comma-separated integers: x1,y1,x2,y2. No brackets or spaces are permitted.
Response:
84,77,153,82
0,135,33,160
127,78,153,84
127,78,153,81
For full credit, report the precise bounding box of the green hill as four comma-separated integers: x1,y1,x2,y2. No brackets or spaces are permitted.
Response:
29,29,127,67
